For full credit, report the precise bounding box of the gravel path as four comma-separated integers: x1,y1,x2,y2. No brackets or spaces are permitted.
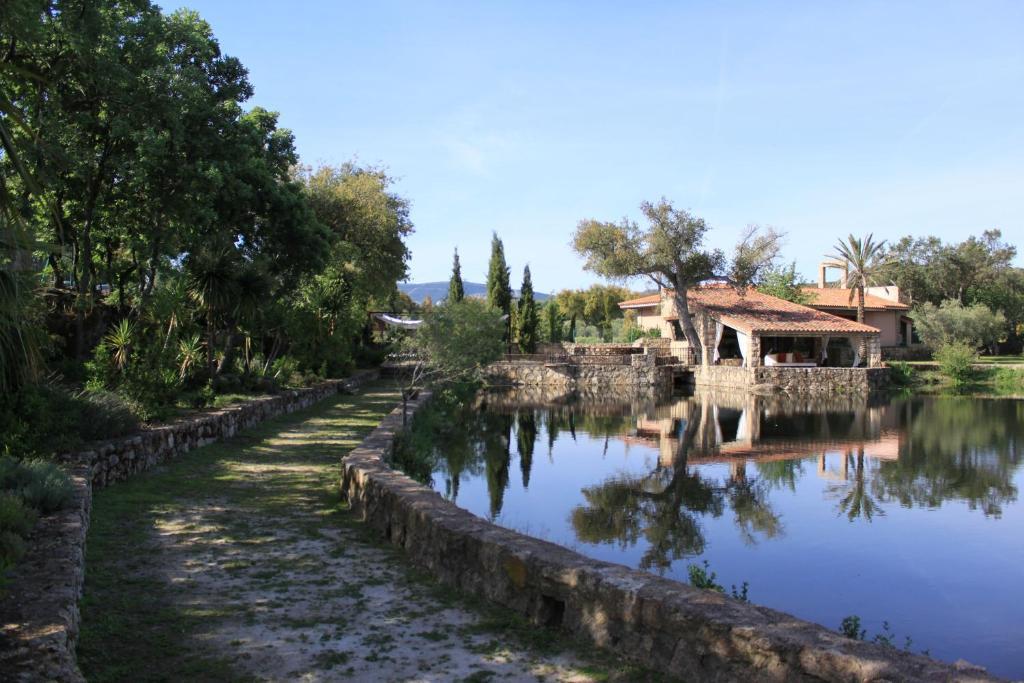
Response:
80,383,651,682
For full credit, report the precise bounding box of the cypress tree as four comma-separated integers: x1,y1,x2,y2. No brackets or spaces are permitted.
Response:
542,299,562,342
486,232,511,314
447,247,464,303
517,265,539,352
486,232,512,341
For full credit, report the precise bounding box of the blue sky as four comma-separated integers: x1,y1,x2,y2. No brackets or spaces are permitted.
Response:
167,1,1024,293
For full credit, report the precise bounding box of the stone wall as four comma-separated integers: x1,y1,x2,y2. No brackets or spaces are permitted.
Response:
340,397,1001,682
882,344,932,361
693,365,890,396
487,351,672,392
0,370,378,682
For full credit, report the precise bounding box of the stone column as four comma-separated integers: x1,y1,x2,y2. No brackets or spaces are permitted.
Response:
749,335,762,367
867,335,882,368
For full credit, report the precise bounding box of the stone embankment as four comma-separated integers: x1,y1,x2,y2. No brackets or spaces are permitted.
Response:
341,394,1004,683
488,345,675,391
693,365,890,396
0,371,376,683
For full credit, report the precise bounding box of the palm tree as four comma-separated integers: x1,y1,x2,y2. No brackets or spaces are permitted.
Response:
830,234,888,363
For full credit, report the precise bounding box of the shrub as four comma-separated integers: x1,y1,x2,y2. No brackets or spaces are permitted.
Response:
0,530,27,568
0,492,37,538
76,390,140,441
0,457,74,515
935,342,977,387
887,361,916,387
17,460,74,514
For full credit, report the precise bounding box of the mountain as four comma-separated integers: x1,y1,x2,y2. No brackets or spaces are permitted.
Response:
398,281,550,305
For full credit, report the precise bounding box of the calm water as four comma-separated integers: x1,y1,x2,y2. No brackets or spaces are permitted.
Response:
399,389,1024,677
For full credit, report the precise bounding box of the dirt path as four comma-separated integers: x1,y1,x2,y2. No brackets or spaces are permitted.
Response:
79,383,652,682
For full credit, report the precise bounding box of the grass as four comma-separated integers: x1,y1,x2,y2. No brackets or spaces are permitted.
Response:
78,384,398,682
77,380,664,682
898,365,1024,397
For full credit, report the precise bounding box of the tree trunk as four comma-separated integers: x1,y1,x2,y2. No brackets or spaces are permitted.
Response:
856,286,867,365
672,286,703,363
206,307,215,378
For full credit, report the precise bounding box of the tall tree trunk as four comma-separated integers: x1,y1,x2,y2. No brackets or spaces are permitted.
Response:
856,285,867,365
672,286,703,364
206,307,215,377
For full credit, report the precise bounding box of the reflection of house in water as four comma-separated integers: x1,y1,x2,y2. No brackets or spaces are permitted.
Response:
625,392,902,480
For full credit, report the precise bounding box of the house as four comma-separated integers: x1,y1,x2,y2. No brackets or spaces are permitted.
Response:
619,283,882,368
799,260,912,349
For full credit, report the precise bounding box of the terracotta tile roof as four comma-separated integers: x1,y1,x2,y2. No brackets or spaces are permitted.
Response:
800,287,909,311
644,285,879,335
618,293,661,308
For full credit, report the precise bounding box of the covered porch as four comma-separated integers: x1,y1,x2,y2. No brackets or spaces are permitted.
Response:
706,323,882,369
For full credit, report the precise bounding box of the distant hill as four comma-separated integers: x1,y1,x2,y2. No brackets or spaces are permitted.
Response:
399,281,550,305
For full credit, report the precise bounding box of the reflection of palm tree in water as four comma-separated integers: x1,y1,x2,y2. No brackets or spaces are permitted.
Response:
571,410,783,571
727,461,784,544
834,447,884,521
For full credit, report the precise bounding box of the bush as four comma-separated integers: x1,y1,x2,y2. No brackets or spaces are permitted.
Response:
17,460,74,514
935,342,977,386
887,361,916,387
0,457,74,515
0,492,38,538
76,390,140,441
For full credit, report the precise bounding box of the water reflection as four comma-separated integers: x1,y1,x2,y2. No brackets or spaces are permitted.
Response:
399,387,1024,676
415,389,1023,527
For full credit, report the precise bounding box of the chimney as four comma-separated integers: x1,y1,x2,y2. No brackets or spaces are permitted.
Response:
818,259,848,288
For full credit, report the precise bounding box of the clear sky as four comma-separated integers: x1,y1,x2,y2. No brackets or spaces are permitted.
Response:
167,1,1024,293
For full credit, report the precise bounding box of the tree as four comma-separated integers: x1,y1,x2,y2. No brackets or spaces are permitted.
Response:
486,232,511,315
912,300,1006,352
184,248,241,377
541,300,563,343
572,199,781,358
757,262,811,304
829,234,888,363
517,266,539,352
447,248,464,303
400,298,505,422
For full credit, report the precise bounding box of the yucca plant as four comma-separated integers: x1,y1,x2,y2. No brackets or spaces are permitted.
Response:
103,319,135,372
177,333,204,381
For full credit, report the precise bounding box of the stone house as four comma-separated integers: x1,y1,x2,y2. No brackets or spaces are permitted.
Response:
619,284,882,368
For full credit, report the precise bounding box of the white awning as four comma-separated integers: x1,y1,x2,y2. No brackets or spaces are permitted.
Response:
374,313,423,329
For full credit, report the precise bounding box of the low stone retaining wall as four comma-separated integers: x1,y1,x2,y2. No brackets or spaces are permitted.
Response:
693,365,890,395
487,353,673,392
341,396,1000,682
0,370,378,682
882,345,931,362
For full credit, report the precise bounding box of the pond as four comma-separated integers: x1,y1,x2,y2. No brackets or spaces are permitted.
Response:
394,388,1024,678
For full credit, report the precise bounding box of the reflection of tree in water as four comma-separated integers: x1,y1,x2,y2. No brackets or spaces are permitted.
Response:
831,448,884,522
516,411,537,488
872,399,1023,517
570,412,783,571
483,414,514,519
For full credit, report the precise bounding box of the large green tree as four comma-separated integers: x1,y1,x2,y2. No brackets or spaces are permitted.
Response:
573,199,781,358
